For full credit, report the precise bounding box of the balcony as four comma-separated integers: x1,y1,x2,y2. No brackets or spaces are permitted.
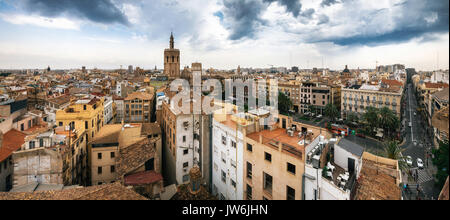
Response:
392,102,397,106
385,101,390,105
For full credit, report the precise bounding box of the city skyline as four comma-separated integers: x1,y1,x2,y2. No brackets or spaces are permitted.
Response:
0,0,449,71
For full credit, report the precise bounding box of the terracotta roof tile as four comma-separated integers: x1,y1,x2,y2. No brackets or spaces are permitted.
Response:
116,138,158,176
0,182,147,200
124,171,163,186
0,129,27,162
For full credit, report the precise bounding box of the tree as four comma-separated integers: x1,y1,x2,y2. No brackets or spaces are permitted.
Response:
324,103,339,122
432,140,449,189
378,107,400,139
308,105,317,115
345,112,358,126
383,140,408,173
363,107,379,130
278,92,292,115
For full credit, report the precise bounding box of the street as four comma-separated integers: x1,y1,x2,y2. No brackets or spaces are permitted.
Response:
401,83,441,200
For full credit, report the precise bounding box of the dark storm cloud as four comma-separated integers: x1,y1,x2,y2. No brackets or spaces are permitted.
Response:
222,0,266,40
263,0,302,17
20,0,129,25
320,0,339,7
222,0,316,40
326,0,449,46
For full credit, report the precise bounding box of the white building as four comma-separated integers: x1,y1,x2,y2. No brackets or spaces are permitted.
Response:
103,96,114,124
304,138,363,200
211,112,245,200
113,97,124,123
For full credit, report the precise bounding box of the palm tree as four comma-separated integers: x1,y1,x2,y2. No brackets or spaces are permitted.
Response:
383,140,408,173
345,112,358,125
379,107,399,139
324,103,339,122
308,105,317,116
362,107,379,135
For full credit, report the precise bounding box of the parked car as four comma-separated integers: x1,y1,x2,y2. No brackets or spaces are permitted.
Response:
417,158,424,169
413,140,417,146
406,156,413,166
409,122,412,127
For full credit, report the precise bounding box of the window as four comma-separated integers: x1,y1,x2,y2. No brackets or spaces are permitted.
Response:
246,162,252,179
231,179,236,188
221,170,226,183
265,152,272,162
183,162,189,168
287,163,296,174
231,141,236,148
97,153,102,160
222,136,226,145
221,152,226,164
39,139,44,148
183,136,186,143
98,167,102,174
247,184,252,200
110,152,115,158
183,149,189,155
83,105,87,110
247,143,253,152
145,158,155,171
110,165,115,173
263,172,272,194
287,186,295,200
29,141,35,149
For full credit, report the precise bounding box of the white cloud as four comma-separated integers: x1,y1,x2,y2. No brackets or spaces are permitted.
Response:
0,13,80,30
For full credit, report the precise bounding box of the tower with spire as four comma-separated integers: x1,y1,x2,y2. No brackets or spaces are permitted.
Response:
164,32,180,78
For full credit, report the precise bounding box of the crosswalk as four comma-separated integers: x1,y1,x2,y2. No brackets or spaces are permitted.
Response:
416,169,434,184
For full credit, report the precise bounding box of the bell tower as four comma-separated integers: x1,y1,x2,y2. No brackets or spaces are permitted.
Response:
164,32,180,78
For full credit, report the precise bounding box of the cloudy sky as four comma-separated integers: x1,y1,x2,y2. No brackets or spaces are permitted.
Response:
0,0,448,71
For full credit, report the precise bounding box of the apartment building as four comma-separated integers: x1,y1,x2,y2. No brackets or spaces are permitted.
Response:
341,80,404,119
56,97,104,144
0,129,27,191
160,97,211,187
124,92,154,123
279,81,300,113
244,115,329,200
211,103,270,200
88,123,162,186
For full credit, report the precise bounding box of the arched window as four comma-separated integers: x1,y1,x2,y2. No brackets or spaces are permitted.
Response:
172,56,175,63
166,56,169,63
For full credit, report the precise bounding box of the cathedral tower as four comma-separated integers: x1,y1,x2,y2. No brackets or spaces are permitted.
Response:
164,32,180,78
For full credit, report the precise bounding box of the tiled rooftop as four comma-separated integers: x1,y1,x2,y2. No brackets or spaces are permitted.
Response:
0,182,147,200
0,129,27,162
